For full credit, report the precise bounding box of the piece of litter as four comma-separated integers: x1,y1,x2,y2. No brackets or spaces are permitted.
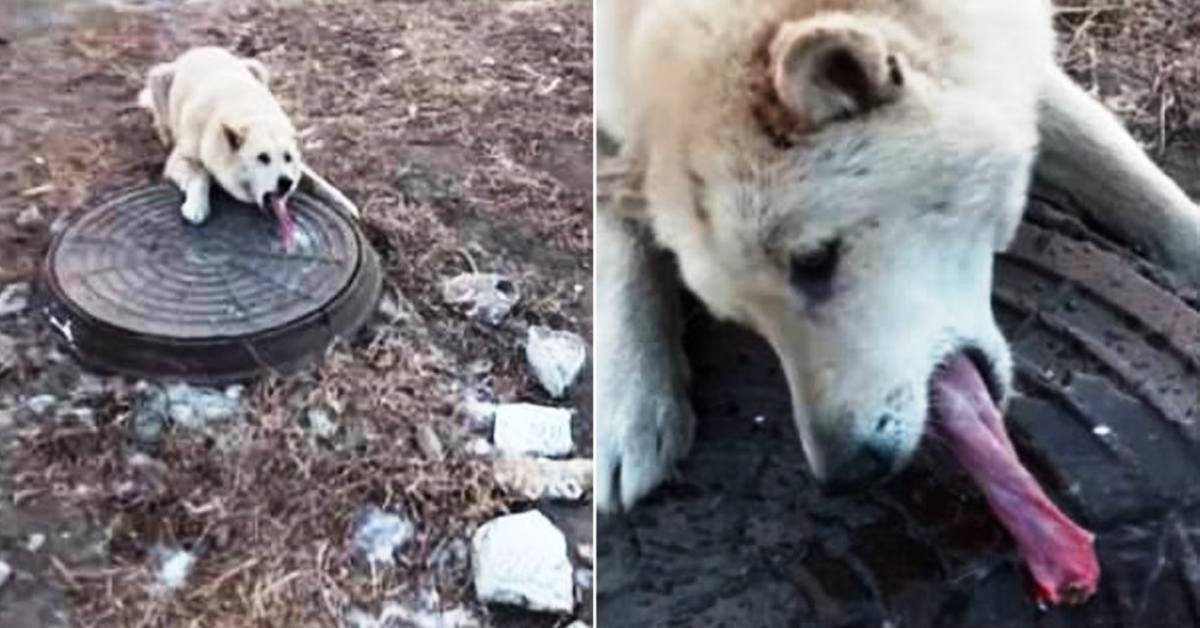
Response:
493,404,574,458
493,458,592,502
1093,425,1113,437
352,506,415,566
25,533,46,553
153,547,196,591
461,397,497,432
472,510,574,613
0,282,30,318
26,394,56,414
441,273,520,325
525,326,588,398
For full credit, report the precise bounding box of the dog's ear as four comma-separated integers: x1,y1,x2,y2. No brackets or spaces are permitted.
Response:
597,153,648,221
223,124,246,152
769,14,905,129
243,58,270,86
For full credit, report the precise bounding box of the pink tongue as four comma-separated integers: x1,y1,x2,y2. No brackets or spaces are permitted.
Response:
271,196,296,251
932,355,1099,606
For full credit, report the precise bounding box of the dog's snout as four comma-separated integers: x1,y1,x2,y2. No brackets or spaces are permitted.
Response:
277,176,294,194
815,439,897,495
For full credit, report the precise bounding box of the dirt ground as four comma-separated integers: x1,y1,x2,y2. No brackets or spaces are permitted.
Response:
0,0,592,626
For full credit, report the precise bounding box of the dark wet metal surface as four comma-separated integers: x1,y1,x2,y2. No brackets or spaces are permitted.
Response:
597,193,1200,627
42,183,380,382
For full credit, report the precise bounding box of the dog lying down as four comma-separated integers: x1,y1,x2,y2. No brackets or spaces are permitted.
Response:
589,0,1200,605
139,47,360,249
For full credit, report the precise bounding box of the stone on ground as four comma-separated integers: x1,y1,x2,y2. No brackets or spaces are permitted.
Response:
471,510,574,613
492,404,574,458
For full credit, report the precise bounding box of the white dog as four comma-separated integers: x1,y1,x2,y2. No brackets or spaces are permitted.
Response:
139,47,359,246
596,0,1200,604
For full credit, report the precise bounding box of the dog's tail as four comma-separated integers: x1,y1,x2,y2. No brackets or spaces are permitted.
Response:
140,62,176,146
301,165,362,221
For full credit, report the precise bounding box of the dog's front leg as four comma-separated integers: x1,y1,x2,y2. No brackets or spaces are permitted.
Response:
165,150,212,225
1037,67,1200,284
595,208,695,513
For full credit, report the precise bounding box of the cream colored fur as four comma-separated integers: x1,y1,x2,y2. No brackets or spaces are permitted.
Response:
138,47,360,224
597,0,1200,512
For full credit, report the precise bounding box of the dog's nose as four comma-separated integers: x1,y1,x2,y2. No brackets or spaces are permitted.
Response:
277,176,294,194
816,440,897,495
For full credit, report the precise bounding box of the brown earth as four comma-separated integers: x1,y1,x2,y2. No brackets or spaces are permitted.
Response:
0,0,592,626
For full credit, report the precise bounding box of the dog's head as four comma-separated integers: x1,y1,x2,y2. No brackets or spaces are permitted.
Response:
610,7,1050,491
220,118,302,211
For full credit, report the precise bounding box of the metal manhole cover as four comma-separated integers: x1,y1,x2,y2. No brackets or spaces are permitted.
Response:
41,183,382,382
597,190,1200,627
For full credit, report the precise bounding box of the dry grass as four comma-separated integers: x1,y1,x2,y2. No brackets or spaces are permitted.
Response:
1054,0,1200,151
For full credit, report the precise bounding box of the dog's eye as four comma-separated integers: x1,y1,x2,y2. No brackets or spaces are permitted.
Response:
788,240,841,300
257,153,270,165
283,152,293,163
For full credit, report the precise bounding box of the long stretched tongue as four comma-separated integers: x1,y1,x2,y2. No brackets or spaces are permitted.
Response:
931,355,1099,606
271,195,296,251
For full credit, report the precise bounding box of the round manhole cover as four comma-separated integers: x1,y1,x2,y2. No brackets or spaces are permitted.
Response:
42,183,382,382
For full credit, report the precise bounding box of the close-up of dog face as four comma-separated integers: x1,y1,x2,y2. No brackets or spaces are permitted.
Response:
618,8,1047,490
222,121,303,211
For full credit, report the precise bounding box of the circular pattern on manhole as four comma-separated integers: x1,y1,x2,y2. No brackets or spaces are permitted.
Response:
42,183,381,382
597,191,1200,628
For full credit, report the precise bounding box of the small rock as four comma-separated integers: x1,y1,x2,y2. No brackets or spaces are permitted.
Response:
153,547,196,591
0,558,10,589
466,438,496,458
493,458,592,502
441,273,520,325
416,424,446,462
472,510,574,613
15,205,42,228
460,397,497,432
303,407,338,439
525,326,588,398
166,384,243,428
352,506,415,567
493,404,574,458
25,533,45,553
0,282,30,317
25,394,56,414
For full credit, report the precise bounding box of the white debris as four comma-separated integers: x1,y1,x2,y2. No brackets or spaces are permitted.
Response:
345,595,479,628
492,404,574,458
153,547,196,591
466,438,497,458
493,458,592,502
352,506,415,567
472,510,574,613
0,558,10,589
15,206,42,228
575,567,593,591
304,407,338,439
1093,425,1113,437
577,543,593,567
25,394,56,414
460,397,497,432
164,384,244,428
25,533,45,553
441,273,520,325
525,326,588,398
0,282,30,317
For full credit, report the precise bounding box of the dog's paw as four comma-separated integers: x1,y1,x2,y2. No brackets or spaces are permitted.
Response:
596,382,696,514
180,196,210,225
